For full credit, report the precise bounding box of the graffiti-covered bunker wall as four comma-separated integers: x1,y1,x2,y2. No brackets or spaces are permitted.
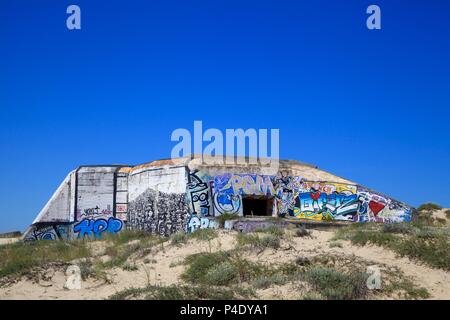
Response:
23,157,414,241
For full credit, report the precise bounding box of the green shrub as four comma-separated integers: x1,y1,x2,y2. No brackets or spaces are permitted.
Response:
350,231,397,247
304,267,368,300
189,228,218,241
255,225,285,237
204,262,238,286
260,235,280,249
384,278,430,299
122,263,139,271
236,233,280,249
329,241,343,248
252,274,287,289
382,223,413,234
294,227,310,237
170,232,188,245
182,251,274,285
181,251,230,284
417,203,442,212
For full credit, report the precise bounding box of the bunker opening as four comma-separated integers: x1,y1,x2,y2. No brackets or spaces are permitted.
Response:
242,196,274,217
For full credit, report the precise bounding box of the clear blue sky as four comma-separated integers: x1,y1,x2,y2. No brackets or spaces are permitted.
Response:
1,0,449,233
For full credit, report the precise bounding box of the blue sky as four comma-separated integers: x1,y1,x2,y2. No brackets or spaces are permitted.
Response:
0,0,449,232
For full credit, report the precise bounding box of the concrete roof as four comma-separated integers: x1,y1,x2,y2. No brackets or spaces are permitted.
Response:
117,155,355,184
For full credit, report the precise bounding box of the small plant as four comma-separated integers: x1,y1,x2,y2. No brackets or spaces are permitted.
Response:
329,241,343,248
122,263,139,271
204,261,238,286
262,234,280,249
350,231,397,247
189,228,218,241
181,251,230,284
295,256,311,266
236,233,280,250
170,232,188,245
294,226,310,237
252,274,287,289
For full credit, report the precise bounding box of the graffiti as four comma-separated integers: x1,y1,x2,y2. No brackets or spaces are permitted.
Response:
127,188,187,236
73,217,123,239
187,171,211,216
232,220,289,233
24,167,414,242
356,188,412,223
186,216,220,233
212,173,276,215
215,174,275,196
295,191,359,221
24,225,59,241
79,205,112,218
116,204,127,213
213,192,241,215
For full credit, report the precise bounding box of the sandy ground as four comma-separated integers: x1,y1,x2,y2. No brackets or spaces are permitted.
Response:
1,227,449,300
430,208,450,221
0,238,19,246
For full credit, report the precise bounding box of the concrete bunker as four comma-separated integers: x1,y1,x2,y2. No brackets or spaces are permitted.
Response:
22,156,415,241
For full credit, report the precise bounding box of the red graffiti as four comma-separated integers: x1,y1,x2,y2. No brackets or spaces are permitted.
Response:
369,201,385,216
310,191,321,201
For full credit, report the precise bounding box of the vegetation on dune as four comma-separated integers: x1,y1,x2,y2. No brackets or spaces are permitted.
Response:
178,249,429,300
1,215,442,300
109,283,255,300
334,220,450,271
236,232,281,250
417,202,442,212
303,267,368,300
170,228,218,246
0,240,91,278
